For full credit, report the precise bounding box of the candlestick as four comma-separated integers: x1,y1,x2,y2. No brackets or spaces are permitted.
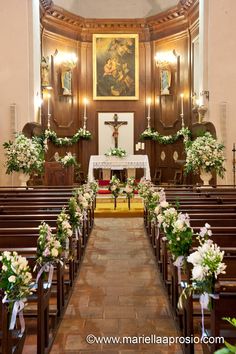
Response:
180,93,184,115
83,97,88,118
147,97,151,117
48,93,51,116
146,97,151,129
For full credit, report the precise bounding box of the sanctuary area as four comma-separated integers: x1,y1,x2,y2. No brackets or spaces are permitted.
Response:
0,0,236,353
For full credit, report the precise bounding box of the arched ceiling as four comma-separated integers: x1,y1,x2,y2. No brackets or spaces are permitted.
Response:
52,0,179,19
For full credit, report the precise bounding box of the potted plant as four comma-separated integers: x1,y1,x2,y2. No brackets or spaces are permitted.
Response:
3,133,44,185
184,132,225,185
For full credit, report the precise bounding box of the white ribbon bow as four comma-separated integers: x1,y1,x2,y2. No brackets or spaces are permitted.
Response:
36,263,54,287
2,296,25,333
200,292,219,339
173,255,184,284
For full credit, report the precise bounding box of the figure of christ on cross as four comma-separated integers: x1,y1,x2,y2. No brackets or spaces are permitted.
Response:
104,114,128,148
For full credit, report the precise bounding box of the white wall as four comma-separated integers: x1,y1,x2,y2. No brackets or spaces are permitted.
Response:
0,0,41,185
204,0,236,184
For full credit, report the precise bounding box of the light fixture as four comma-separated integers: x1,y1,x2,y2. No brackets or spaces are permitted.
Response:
154,50,178,68
192,96,208,123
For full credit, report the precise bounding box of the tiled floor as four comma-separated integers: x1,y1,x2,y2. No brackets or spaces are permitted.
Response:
49,218,182,353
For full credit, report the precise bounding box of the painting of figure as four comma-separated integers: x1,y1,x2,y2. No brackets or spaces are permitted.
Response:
93,34,139,100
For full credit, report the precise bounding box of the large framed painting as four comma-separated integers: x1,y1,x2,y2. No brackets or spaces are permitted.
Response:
93,34,139,100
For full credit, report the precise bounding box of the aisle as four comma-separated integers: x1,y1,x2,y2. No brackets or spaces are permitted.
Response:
50,218,182,353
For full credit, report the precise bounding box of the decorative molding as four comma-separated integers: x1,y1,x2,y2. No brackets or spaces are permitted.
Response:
40,0,198,41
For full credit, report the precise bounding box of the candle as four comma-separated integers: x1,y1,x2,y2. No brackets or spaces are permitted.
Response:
83,97,88,118
147,97,151,117
180,93,184,115
48,93,51,115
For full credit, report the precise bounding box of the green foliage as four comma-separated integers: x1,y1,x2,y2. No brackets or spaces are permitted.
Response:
44,128,92,146
215,318,236,354
140,127,191,145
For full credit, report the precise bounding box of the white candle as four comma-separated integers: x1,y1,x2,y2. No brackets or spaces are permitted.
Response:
147,97,151,117
180,93,184,115
83,97,88,118
48,93,51,115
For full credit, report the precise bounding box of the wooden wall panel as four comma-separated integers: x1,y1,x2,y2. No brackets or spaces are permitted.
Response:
40,1,199,182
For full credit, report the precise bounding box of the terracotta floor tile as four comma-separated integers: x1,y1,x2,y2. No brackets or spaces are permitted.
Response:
47,218,186,353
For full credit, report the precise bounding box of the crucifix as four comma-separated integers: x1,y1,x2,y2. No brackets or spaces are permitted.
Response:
104,113,127,148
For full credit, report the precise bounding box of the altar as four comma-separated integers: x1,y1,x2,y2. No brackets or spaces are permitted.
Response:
88,155,151,181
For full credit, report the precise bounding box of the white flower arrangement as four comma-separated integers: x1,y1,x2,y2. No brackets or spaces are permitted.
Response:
3,133,44,175
184,132,226,178
54,152,77,167
36,222,62,267
105,147,127,158
0,251,33,303
137,178,153,200
68,197,83,230
76,188,89,211
109,175,121,198
56,208,73,250
123,177,137,198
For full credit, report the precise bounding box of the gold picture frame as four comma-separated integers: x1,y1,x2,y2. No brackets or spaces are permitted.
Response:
93,34,139,100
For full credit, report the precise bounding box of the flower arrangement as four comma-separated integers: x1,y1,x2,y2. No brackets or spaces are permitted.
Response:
105,147,127,158
44,128,92,146
54,152,77,167
75,188,89,211
164,213,193,261
68,197,83,230
0,251,33,304
123,177,137,199
184,132,226,178
56,208,73,249
88,181,99,196
178,225,226,321
36,222,61,267
140,127,191,145
137,178,153,199
157,205,179,235
109,175,121,198
187,238,226,303
3,133,44,175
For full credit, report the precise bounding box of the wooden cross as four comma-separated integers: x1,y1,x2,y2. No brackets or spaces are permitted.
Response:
104,114,127,148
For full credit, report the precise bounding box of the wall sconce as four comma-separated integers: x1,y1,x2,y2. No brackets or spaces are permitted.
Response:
154,50,178,68
192,98,207,123
197,104,208,123
200,90,210,100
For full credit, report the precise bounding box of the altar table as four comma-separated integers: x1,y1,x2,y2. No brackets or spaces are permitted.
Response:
88,155,151,181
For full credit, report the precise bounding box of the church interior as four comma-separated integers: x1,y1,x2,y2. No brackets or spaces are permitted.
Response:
0,0,236,353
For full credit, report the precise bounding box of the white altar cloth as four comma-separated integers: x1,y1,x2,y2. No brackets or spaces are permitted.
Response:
88,155,151,181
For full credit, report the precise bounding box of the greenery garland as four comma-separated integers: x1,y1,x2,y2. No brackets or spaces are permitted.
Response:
44,128,92,147
140,127,191,145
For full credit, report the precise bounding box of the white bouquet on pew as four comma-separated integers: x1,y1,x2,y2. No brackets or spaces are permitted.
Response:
76,188,89,211
3,133,44,175
166,213,193,261
137,178,153,199
184,132,225,178
187,238,226,306
179,224,226,310
56,209,73,255
68,197,83,231
36,222,62,267
0,251,33,305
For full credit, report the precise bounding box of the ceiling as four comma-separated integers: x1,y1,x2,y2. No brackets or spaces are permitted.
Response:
52,0,179,19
